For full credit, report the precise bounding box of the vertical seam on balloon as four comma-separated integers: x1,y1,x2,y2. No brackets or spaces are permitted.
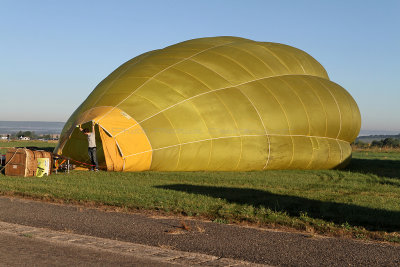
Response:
301,78,329,137
186,59,266,170
95,41,244,123
210,50,273,169
337,87,355,142
326,138,332,167
306,137,315,169
265,43,309,75
314,137,321,168
287,46,318,75
188,58,246,170
207,50,256,78
116,124,153,171
278,78,312,135
223,45,280,169
257,81,295,168
214,90,244,170
282,47,307,74
151,76,212,169
276,78,312,168
315,79,344,163
301,52,319,78
239,87,272,170
269,43,320,78
316,79,342,139
132,93,183,170
187,59,244,170
321,138,332,168
283,79,318,169
255,44,292,73
340,89,356,141
300,78,329,169
224,44,276,74
166,68,221,168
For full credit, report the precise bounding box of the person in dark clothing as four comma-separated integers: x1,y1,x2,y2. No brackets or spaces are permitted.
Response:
79,123,99,171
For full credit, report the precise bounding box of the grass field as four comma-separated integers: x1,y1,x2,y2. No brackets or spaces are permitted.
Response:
1,141,399,243
0,140,56,154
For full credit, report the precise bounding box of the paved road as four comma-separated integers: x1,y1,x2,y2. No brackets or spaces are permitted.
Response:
0,221,258,266
0,196,399,266
0,232,175,267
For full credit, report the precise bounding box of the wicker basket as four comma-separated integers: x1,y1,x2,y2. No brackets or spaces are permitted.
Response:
5,148,53,177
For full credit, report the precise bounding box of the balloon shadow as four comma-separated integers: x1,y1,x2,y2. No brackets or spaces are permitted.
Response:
156,184,400,232
346,158,400,180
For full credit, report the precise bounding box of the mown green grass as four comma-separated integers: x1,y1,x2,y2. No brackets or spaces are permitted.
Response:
0,140,56,154
1,142,399,243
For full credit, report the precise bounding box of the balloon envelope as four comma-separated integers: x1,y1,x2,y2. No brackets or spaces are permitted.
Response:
55,36,361,171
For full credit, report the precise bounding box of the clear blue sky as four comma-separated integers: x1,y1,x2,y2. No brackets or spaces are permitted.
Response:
1,0,399,133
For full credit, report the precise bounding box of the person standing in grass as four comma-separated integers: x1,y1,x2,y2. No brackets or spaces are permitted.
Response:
79,123,99,171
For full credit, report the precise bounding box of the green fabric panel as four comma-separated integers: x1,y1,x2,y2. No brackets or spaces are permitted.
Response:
56,36,361,171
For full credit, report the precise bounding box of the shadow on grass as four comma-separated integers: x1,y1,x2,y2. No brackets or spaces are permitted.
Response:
346,158,400,179
157,184,400,232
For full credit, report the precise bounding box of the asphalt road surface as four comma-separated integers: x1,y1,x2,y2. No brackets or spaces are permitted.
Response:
0,232,176,267
0,196,399,266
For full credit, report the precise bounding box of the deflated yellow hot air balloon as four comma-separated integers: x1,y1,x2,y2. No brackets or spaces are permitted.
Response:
55,36,361,171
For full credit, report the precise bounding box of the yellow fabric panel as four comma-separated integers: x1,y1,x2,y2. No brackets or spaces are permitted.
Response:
161,101,210,144
115,122,152,171
56,36,361,171
135,80,186,111
189,93,239,138
124,151,152,171
207,137,242,171
99,127,124,171
281,77,327,137
236,136,269,171
307,137,329,169
96,108,152,171
173,60,231,90
211,45,276,79
238,81,291,135
263,78,310,136
290,136,314,169
118,94,160,123
266,136,294,169
193,51,255,85
175,141,212,171
156,68,210,96
139,112,180,149
214,88,265,136
300,77,341,138
149,145,180,171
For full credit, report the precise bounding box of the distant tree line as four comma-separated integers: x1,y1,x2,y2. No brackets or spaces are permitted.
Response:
354,138,400,148
12,131,37,138
9,131,57,140
371,138,400,148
